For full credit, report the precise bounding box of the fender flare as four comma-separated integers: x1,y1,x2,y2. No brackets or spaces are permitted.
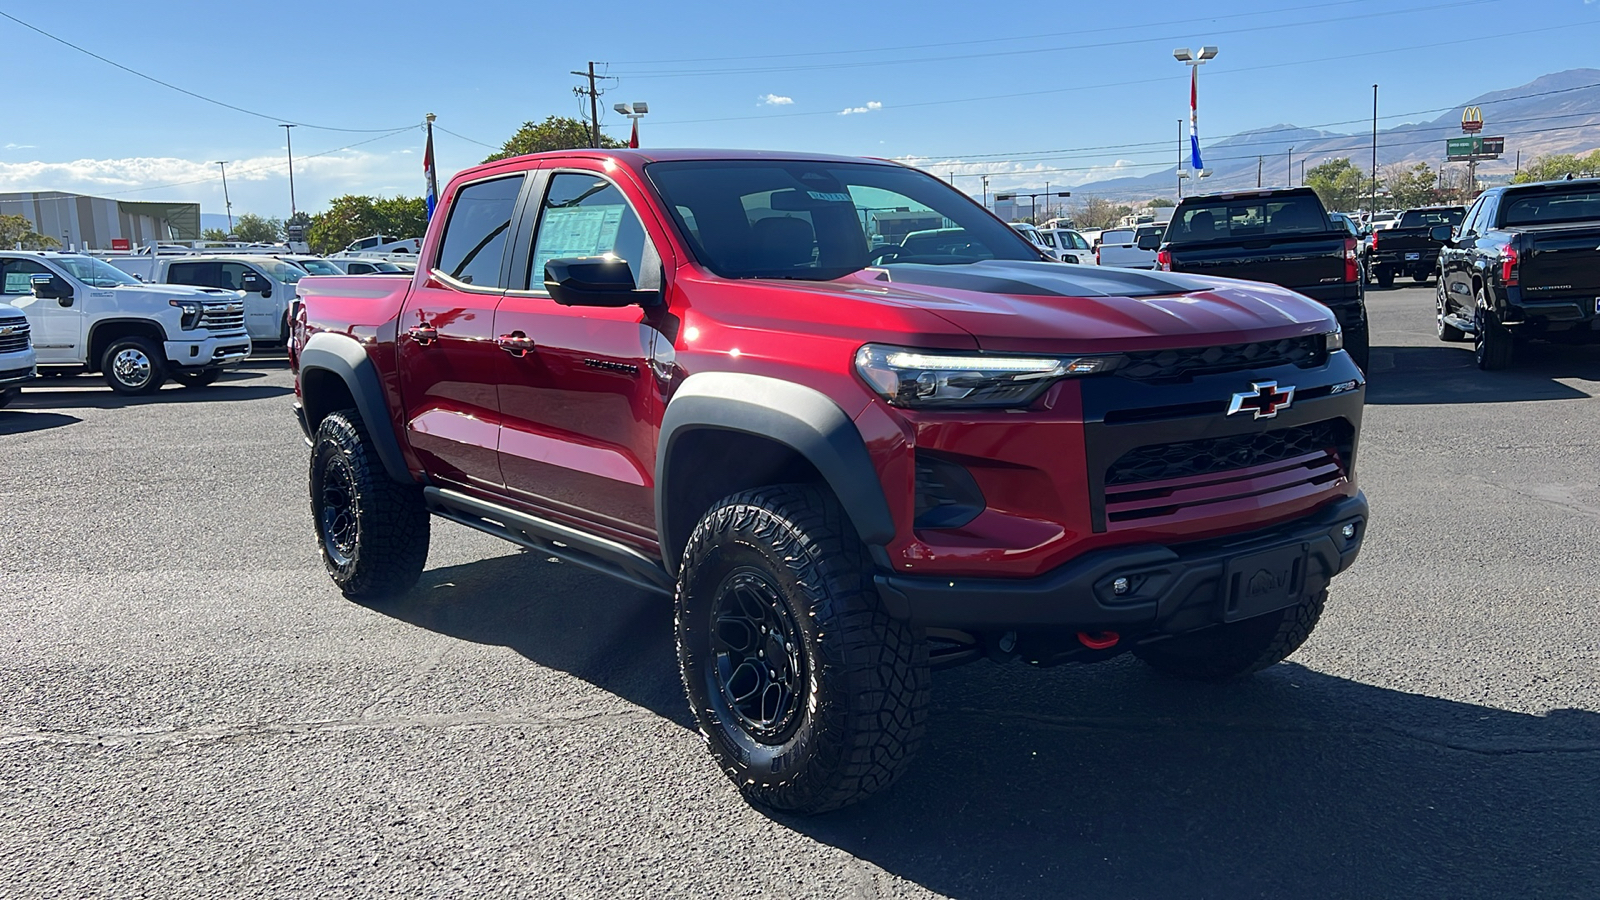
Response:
656,372,894,574
298,331,414,484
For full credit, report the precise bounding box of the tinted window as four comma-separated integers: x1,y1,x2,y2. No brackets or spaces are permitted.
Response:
647,160,1035,280
529,173,650,289
1,257,51,294
1171,194,1329,242
1397,208,1465,228
167,261,219,287
434,175,523,287
1460,197,1486,235
1499,188,1600,227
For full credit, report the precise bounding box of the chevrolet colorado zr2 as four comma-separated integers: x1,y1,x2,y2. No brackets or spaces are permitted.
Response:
291,149,1369,813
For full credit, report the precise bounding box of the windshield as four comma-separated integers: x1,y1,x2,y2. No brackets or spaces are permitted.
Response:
1500,188,1600,227
55,256,142,287
1398,208,1464,228
645,160,1038,280
251,260,305,283
1170,194,1329,242
292,259,343,276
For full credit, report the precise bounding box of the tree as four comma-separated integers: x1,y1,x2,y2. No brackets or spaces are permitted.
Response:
1147,198,1176,208
483,115,624,163
231,213,283,243
0,214,61,249
1073,197,1134,231
1305,158,1368,213
1513,151,1600,184
1383,162,1439,209
305,194,428,255
201,227,229,242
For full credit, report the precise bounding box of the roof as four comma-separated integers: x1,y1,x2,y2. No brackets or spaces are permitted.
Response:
458,147,900,181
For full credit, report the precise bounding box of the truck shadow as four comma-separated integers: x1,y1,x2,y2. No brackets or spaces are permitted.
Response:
9,378,289,411
0,410,82,435
374,552,1600,899
1366,344,1599,404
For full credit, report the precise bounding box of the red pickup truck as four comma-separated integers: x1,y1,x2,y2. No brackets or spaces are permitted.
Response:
290,149,1368,813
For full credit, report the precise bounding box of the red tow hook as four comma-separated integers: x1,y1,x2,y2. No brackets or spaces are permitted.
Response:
1077,631,1120,650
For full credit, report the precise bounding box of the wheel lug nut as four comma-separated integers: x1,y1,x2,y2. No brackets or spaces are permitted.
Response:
758,650,764,657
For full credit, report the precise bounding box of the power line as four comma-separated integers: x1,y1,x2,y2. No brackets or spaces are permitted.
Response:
614,0,1501,78
0,10,414,133
434,126,498,150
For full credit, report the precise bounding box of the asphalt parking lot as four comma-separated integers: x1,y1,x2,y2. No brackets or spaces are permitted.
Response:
3,282,1598,899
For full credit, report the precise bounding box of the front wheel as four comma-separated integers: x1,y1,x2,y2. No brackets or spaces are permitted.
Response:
173,369,221,388
102,336,166,395
1436,281,1467,342
1133,591,1326,680
1344,324,1370,374
309,409,430,599
676,485,929,814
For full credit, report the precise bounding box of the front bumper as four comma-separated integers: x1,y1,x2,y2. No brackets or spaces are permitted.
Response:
0,361,35,387
875,492,1367,632
165,333,253,370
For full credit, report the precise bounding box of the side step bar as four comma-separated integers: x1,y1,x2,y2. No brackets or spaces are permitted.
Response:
424,487,675,596
1443,313,1476,334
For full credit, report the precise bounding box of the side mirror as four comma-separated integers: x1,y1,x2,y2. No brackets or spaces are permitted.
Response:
1430,225,1453,243
1136,234,1162,251
241,271,270,297
544,257,659,308
31,273,73,306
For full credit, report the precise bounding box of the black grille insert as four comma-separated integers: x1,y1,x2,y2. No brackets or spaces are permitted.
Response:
1107,421,1347,486
1118,336,1325,382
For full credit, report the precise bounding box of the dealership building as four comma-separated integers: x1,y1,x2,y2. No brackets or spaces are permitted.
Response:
0,191,201,250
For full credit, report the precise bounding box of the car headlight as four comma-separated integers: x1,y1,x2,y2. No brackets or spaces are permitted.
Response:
169,298,202,330
1325,328,1344,352
854,344,1121,409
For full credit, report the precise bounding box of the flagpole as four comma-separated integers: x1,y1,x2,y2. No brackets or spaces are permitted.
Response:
423,113,439,220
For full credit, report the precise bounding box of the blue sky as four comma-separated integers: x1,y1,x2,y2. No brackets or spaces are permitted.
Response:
1,0,1597,221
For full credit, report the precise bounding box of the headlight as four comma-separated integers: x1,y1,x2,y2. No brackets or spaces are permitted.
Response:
854,344,1121,409
169,299,202,330
1325,328,1344,352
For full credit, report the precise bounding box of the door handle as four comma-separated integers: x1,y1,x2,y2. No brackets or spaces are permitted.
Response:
497,331,535,357
408,323,438,345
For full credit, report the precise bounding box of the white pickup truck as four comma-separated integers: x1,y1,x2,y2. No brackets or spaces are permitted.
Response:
0,300,36,408
0,252,251,395
107,253,303,344
1094,224,1164,269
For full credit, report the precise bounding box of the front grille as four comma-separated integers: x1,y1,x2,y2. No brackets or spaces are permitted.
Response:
1101,421,1351,529
0,320,31,354
1118,336,1325,382
198,303,246,332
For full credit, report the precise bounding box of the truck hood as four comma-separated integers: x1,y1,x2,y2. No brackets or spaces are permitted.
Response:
837,260,1338,352
110,283,244,302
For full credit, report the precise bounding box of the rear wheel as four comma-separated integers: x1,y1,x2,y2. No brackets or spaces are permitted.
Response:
1133,591,1326,680
1376,268,1396,289
101,336,166,395
309,409,430,599
173,369,221,388
1436,280,1467,342
1474,290,1514,371
676,485,929,814
1412,272,1428,283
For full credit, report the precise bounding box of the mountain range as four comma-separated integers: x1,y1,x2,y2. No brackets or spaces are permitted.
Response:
1072,68,1600,200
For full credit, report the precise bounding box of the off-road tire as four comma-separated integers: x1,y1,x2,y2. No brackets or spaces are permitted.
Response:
1436,281,1467,342
101,336,166,395
1133,590,1327,680
676,484,929,814
1376,268,1396,289
1474,291,1513,371
309,409,429,600
173,369,221,388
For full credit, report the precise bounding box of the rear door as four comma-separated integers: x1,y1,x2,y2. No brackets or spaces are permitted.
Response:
490,166,671,543
396,172,527,490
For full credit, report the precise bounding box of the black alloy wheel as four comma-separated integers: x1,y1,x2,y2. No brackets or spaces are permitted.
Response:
1436,280,1467,342
708,567,807,743
318,455,360,568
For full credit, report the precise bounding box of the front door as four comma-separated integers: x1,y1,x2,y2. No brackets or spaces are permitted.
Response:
395,173,526,490
492,169,669,543
0,257,79,364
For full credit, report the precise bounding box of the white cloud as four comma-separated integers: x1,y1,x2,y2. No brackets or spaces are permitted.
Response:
759,94,794,106
3,143,35,150
893,155,1145,194
839,101,883,116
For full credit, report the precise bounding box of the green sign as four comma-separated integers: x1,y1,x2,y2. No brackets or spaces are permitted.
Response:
1446,135,1505,161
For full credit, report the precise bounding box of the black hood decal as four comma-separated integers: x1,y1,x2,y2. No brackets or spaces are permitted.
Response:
871,260,1233,299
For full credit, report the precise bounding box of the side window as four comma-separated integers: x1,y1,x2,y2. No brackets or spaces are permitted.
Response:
1477,196,1498,231
2,258,51,294
167,261,219,287
529,173,650,289
1460,198,1486,236
219,262,252,291
434,175,523,287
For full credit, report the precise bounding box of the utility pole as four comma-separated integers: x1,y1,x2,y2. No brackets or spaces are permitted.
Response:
214,161,234,233
1287,146,1293,186
571,62,603,148
982,175,989,209
1257,156,1263,188
1301,159,1306,187
1514,150,1521,178
1370,84,1379,218
280,124,298,219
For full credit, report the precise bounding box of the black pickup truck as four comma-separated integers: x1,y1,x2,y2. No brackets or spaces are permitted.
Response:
1369,206,1465,288
1148,188,1369,371
1436,177,1600,370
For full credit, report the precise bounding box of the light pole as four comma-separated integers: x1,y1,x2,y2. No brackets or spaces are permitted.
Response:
982,175,989,210
1174,45,1217,186
612,101,649,147
214,161,234,233
280,124,297,219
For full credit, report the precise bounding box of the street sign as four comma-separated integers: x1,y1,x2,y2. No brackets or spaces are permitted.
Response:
1446,135,1503,161
1461,106,1483,134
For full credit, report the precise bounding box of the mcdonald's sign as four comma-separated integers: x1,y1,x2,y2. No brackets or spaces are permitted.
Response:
1461,106,1484,134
